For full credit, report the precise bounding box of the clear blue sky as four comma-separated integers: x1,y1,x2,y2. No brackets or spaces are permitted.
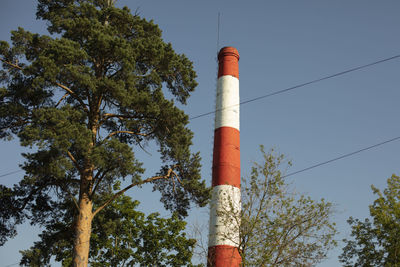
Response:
1,0,400,266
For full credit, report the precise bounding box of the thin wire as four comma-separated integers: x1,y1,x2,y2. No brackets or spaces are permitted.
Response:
1,57,400,179
1,136,400,180
0,170,22,178
189,54,400,120
283,135,400,178
0,136,399,267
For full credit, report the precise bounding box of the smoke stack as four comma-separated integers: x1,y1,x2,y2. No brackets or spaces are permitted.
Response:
208,47,241,266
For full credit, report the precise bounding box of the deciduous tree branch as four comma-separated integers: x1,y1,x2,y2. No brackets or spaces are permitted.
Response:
273,216,316,265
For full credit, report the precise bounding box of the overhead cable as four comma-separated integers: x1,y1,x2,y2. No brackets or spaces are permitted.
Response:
283,135,400,178
190,54,400,120
1,136,400,180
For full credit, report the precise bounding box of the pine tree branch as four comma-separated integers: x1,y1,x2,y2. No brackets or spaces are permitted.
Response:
16,175,80,212
55,82,89,113
67,151,83,175
105,130,150,139
99,113,157,127
99,113,136,127
137,139,152,156
91,168,112,198
0,118,31,131
61,184,80,211
96,95,103,114
0,58,89,113
0,57,22,70
92,168,176,217
103,113,133,119
19,186,43,211
55,93,69,107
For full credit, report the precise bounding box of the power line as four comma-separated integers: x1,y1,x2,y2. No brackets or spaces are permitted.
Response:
283,135,400,178
0,137,399,267
1,56,399,267
1,135,400,180
1,56,400,180
0,170,23,178
189,54,400,120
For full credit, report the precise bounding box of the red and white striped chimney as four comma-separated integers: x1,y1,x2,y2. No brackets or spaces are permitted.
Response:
208,47,241,266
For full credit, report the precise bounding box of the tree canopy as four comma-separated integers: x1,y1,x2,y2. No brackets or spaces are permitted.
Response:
239,147,337,266
0,0,209,265
209,146,337,266
194,146,337,266
20,194,199,267
340,174,400,266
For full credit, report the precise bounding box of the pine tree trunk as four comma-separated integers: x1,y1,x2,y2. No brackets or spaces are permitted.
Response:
72,114,98,266
73,176,93,267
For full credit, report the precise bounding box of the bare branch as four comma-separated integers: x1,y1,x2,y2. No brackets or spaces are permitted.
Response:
92,168,176,217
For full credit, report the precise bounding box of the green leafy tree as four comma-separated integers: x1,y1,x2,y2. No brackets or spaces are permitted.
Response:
19,193,199,267
0,0,209,265
208,146,337,266
339,174,400,266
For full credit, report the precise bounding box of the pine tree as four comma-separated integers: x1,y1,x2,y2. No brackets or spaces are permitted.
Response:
0,0,209,265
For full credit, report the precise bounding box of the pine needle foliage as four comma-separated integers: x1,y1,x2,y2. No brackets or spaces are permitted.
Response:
0,0,209,265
